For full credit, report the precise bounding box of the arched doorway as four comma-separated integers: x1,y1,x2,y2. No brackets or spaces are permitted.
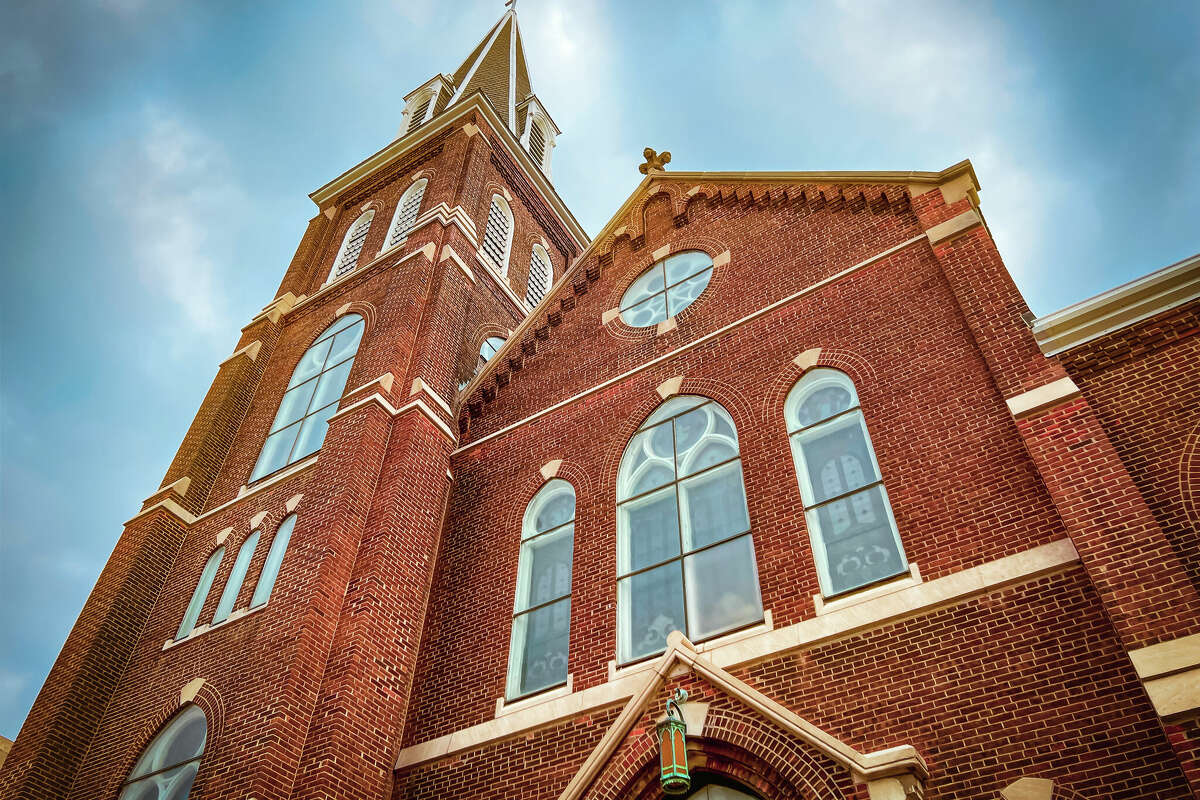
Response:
685,779,762,800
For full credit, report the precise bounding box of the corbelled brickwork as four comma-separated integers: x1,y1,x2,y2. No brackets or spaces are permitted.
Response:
4,9,1197,799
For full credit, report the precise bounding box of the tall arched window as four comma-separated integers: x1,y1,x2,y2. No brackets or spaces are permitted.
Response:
119,704,207,800
525,244,552,307
212,530,259,624
481,194,514,275
506,479,575,699
616,396,762,663
786,369,907,597
328,210,374,283
177,546,224,639
250,314,366,482
251,514,296,607
476,335,506,375
384,179,427,251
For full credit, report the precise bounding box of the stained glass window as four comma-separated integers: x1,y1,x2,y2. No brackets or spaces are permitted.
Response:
176,547,223,640
619,251,714,328
616,396,762,662
786,369,907,596
119,704,207,800
507,480,575,698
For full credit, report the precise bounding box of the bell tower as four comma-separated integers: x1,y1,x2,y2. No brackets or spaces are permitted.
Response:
0,6,585,800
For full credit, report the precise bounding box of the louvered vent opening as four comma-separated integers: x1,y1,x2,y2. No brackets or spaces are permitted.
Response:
408,97,432,132
388,182,426,248
335,213,373,280
528,122,546,166
525,247,551,307
483,199,510,269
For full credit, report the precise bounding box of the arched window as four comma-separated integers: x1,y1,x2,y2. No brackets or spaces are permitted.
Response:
481,194,514,275
525,244,552,307
251,514,296,607
250,314,366,482
528,119,547,166
384,179,427,251
616,396,762,663
119,704,207,800
212,530,259,624
177,547,223,639
476,335,506,374
619,250,714,328
786,369,907,597
328,210,374,283
506,479,575,699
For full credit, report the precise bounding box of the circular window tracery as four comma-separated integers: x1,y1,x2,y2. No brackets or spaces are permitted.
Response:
619,250,714,327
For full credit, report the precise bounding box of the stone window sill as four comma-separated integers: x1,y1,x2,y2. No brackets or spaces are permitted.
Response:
163,603,268,651
813,563,922,616
494,674,574,718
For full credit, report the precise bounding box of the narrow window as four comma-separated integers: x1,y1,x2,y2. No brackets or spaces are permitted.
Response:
328,210,374,283
525,244,552,307
786,369,907,596
407,95,432,133
619,250,714,328
177,547,224,640
251,514,296,607
384,179,427,251
250,314,366,482
211,530,259,624
506,479,575,699
118,704,206,800
528,120,547,166
616,396,762,663
476,335,506,374
482,194,513,274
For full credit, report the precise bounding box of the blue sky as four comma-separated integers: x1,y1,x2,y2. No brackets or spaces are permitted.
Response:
1,0,1197,739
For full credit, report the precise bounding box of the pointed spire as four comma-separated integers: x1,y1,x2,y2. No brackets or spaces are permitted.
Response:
447,5,533,133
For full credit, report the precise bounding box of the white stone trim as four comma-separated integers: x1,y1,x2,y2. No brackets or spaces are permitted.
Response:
651,243,671,261
539,459,562,480
814,564,921,615
655,377,684,399
495,674,574,718
439,244,476,284
219,340,262,366
162,602,268,651
1129,633,1200,680
925,208,982,245
286,247,431,318
411,202,480,250
410,378,453,418
1005,377,1082,418
395,539,1078,769
1032,251,1200,356
328,391,457,443
152,476,192,500
473,249,529,317
455,233,929,455
126,497,196,527
1142,667,1200,717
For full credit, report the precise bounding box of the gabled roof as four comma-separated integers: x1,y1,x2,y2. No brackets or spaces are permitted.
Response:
558,631,928,800
447,9,532,133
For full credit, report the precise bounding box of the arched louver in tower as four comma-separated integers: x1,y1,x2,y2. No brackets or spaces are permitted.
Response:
250,314,366,482
482,194,514,275
525,244,552,307
328,211,374,283
118,704,207,800
616,396,763,663
507,479,575,698
407,95,432,133
384,179,427,251
785,368,907,596
528,120,547,166
212,530,259,624
176,546,224,640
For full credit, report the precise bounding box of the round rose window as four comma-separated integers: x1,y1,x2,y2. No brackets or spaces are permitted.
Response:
618,250,714,327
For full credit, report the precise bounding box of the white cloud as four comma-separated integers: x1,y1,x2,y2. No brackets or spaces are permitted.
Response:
92,106,248,349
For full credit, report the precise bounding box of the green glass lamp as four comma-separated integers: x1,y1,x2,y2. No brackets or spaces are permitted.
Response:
656,688,690,795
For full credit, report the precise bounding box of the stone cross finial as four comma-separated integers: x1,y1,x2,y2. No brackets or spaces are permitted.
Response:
639,148,671,174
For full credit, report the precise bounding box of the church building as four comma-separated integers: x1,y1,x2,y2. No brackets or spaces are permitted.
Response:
2,6,1198,800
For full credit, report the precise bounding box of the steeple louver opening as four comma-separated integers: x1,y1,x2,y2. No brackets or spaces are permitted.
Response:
529,121,546,166
408,96,431,133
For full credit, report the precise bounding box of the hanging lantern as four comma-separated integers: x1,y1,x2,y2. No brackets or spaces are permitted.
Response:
656,688,690,795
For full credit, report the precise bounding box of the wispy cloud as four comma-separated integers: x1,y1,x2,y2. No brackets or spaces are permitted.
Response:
91,106,247,349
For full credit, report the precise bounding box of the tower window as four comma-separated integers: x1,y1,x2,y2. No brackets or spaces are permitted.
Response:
481,194,514,275
384,178,427,251
211,530,259,625
525,244,552,307
477,335,506,374
251,514,296,607
328,210,374,283
250,314,366,482
506,479,575,699
407,95,432,133
528,120,547,166
177,546,224,640
619,250,714,328
118,704,207,800
786,369,907,597
616,396,762,663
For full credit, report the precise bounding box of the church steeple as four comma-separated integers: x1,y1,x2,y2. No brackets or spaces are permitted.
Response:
399,5,560,178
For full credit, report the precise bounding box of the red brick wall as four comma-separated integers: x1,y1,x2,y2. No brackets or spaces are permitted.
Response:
1057,301,1200,593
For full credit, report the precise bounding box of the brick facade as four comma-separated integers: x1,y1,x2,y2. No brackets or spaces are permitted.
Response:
3,9,1198,800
